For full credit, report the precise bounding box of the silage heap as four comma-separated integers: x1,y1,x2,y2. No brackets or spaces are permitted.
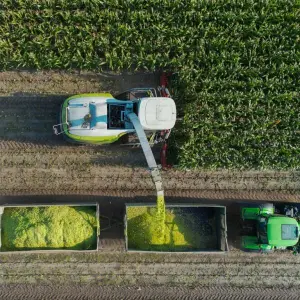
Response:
127,165,218,252
126,193,167,250
127,205,218,252
1,206,98,251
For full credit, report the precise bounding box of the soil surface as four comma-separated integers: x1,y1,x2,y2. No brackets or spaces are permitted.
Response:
0,249,300,290
0,285,299,300
0,71,299,200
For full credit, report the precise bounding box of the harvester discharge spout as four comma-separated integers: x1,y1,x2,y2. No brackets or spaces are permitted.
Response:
126,112,164,198
126,112,166,237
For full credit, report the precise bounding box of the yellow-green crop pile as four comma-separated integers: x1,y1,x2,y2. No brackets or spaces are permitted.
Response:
155,194,166,244
127,206,216,251
1,206,98,251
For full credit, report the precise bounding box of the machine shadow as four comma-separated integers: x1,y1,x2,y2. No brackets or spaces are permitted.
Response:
0,93,160,167
0,70,160,148
0,94,71,146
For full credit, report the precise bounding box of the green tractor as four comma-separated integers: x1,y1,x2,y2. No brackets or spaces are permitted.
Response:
241,203,300,253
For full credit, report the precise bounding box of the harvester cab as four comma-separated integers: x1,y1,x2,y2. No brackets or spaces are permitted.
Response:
241,203,300,253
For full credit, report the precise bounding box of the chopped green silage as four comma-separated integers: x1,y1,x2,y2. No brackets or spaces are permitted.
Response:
1,206,98,251
127,207,217,251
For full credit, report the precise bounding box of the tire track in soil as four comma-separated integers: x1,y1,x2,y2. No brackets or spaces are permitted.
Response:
1,270,300,289
0,251,299,295
0,285,298,300
1,262,300,278
0,70,159,96
1,190,300,203
1,253,300,288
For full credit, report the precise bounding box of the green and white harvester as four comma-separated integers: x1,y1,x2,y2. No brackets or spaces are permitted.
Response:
53,87,176,146
241,203,300,254
53,85,177,209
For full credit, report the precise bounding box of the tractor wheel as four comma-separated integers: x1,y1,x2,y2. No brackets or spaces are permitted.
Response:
262,249,274,254
242,247,274,254
259,203,273,209
242,248,261,253
239,202,273,209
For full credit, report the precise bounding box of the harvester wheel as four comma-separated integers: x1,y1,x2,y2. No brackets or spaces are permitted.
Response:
118,134,129,144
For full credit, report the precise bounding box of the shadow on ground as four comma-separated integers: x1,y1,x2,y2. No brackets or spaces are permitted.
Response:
0,72,161,168
0,71,160,146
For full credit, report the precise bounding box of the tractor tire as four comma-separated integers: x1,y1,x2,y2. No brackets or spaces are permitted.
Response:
259,203,274,209
242,248,261,253
262,249,274,254
242,248,274,254
239,202,274,209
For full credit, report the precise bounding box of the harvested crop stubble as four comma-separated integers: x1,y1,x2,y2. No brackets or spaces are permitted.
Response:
1,206,98,251
127,207,216,251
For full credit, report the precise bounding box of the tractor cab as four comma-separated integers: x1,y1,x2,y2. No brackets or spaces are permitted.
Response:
241,204,300,253
257,215,299,247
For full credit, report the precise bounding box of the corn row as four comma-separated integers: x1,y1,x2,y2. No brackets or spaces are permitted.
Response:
0,1,298,169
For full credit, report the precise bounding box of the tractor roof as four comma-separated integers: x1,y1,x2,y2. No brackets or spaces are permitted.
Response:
267,216,299,247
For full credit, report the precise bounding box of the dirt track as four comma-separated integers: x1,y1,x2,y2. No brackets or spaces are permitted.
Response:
0,71,299,200
1,285,299,300
1,251,300,287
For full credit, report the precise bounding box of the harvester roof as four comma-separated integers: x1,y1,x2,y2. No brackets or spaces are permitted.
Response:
138,97,176,130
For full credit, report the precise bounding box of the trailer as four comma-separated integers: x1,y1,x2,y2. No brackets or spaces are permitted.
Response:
125,204,228,253
0,203,100,252
0,203,229,254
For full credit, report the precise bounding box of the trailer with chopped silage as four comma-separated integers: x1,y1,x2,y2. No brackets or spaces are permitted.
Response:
125,203,229,253
0,203,100,252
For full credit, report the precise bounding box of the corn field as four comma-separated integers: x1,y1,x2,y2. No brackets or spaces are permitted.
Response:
0,0,299,169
